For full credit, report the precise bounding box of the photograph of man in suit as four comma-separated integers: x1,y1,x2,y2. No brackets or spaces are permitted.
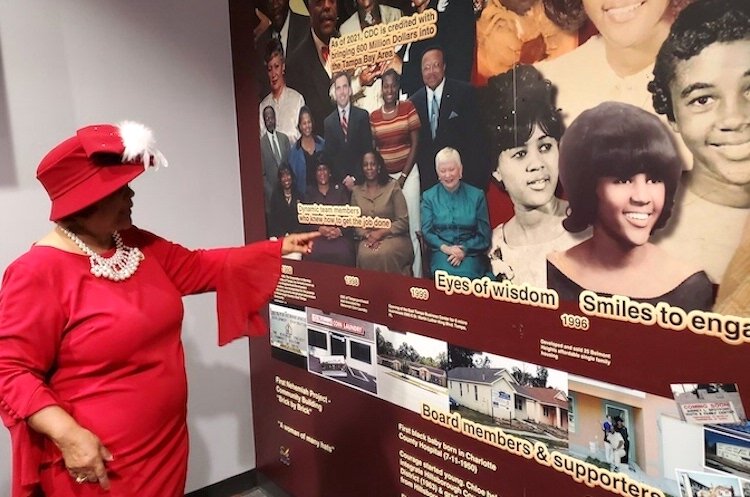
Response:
410,46,489,192
263,0,309,56
261,105,291,211
286,0,338,137
323,71,373,190
398,0,476,97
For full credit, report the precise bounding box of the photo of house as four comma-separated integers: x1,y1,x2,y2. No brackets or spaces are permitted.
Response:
565,375,728,496
376,328,449,413
675,469,743,497
306,308,378,395
446,349,568,448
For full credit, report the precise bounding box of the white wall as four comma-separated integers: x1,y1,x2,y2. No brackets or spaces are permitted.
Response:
0,0,256,492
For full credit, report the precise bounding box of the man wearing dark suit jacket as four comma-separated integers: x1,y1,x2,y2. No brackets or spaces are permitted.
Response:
255,0,310,98
265,0,308,55
285,0,338,137
323,71,373,190
399,0,476,97
261,106,291,211
410,46,490,192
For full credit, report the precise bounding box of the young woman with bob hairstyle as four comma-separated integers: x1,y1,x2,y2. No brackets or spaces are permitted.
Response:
547,101,713,311
483,64,589,287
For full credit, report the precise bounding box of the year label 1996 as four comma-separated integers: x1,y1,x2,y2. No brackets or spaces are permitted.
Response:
560,313,590,330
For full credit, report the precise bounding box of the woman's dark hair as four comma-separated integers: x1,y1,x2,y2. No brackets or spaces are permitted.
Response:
483,64,563,162
559,102,683,233
276,163,297,193
58,181,127,224
361,150,390,185
264,37,284,65
314,158,331,183
650,0,750,122
381,68,400,87
58,204,99,225
297,105,313,134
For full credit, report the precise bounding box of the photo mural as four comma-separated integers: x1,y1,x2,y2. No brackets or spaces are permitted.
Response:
230,0,750,495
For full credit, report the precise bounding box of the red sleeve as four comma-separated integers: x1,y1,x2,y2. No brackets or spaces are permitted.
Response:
216,240,282,344
129,228,283,344
0,259,66,497
133,229,232,295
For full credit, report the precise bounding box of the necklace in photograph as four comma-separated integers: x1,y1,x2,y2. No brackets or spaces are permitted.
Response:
381,103,398,115
57,226,144,281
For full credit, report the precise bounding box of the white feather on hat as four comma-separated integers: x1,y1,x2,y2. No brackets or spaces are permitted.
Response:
117,120,169,170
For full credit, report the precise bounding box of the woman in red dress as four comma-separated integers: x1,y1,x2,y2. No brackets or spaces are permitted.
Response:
0,122,317,497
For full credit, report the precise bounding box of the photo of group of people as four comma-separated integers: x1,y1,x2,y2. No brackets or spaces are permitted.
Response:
252,0,749,315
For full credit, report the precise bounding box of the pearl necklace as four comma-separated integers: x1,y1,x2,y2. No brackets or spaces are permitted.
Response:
57,226,144,281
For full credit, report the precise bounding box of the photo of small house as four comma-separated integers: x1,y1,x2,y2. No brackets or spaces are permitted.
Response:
671,384,746,425
306,308,378,395
675,469,743,497
705,428,750,480
446,348,568,448
376,328,449,413
565,375,730,496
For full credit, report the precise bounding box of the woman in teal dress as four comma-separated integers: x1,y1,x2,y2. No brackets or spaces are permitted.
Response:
421,147,491,278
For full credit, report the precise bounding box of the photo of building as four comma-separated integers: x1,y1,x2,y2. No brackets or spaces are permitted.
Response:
446,349,568,447
705,428,750,480
376,328,449,413
306,308,378,395
675,469,743,497
671,384,746,425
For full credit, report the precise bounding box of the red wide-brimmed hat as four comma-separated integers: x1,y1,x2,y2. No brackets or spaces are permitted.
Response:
37,121,168,221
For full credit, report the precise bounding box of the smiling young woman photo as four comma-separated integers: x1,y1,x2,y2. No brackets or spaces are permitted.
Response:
484,65,590,287
546,102,713,310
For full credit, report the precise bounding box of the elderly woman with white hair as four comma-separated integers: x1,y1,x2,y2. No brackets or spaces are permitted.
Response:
421,147,492,278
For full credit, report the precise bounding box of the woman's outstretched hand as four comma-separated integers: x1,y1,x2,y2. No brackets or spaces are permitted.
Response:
282,232,320,255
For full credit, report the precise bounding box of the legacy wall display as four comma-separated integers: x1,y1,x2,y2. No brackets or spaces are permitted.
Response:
230,0,749,496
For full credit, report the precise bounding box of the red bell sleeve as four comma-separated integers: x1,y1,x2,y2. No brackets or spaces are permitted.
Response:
215,241,283,344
